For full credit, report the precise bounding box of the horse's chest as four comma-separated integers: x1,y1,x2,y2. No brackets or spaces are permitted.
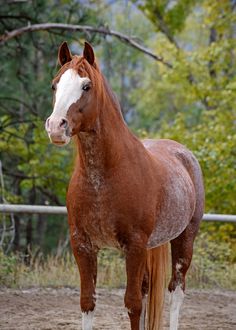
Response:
75,189,119,249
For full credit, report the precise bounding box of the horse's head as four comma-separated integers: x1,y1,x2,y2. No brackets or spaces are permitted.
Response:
45,42,100,146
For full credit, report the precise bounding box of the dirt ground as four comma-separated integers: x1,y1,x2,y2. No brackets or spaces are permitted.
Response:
0,288,235,330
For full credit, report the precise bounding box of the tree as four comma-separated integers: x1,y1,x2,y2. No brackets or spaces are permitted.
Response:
131,0,236,216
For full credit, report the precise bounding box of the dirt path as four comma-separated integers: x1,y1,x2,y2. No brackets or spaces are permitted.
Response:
0,288,235,329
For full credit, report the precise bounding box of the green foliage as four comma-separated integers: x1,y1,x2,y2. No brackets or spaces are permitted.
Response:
98,1,153,119
157,110,236,216
0,0,104,207
133,0,197,35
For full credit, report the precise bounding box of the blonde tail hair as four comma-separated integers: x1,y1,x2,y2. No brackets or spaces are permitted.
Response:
147,244,169,330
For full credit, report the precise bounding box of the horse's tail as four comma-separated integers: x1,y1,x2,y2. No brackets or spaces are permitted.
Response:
147,243,169,330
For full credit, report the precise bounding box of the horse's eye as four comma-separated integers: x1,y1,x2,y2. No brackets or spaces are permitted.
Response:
82,84,90,91
51,84,56,91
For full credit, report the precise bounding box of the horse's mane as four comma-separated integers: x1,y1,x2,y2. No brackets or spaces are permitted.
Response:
101,75,123,116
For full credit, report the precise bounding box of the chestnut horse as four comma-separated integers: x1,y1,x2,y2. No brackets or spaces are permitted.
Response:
45,42,204,330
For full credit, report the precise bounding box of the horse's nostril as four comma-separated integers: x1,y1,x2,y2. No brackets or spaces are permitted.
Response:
59,118,68,129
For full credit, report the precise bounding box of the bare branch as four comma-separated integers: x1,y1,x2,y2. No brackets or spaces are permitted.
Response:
0,23,172,68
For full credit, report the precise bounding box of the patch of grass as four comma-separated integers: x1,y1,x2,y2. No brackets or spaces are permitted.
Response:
97,248,126,288
0,248,126,289
0,233,235,290
0,251,79,288
187,232,236,289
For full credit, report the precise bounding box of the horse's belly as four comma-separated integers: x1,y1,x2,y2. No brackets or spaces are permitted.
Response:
147,171,195,249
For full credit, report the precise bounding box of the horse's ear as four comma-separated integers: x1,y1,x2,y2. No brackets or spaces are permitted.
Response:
83,41,95,65
58,41,72,66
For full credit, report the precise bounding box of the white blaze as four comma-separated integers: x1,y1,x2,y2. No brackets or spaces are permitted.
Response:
52,68,88,118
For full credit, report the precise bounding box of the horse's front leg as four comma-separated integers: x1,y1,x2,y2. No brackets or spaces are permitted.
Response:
70,226,98,330
125,241,147,330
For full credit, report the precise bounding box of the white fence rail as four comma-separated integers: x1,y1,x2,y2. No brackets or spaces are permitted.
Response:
0,204,236,222
0,204,67,215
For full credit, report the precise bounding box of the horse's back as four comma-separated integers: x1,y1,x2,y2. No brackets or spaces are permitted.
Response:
143,138,193,162
142,139,204,248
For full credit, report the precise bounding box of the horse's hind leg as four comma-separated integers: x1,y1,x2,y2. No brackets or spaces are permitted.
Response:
168,216,201,330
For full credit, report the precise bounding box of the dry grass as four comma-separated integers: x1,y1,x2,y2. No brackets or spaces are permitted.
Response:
0,234,235,290
0,249,126,289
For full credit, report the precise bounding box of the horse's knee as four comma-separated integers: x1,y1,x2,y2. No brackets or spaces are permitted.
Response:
124,293,142,315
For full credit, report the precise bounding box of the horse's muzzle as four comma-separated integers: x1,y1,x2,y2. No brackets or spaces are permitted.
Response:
45,116,71,146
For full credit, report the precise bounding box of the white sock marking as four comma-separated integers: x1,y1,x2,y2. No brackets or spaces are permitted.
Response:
82,310,94,330
169,285,184,330
139,295,147,330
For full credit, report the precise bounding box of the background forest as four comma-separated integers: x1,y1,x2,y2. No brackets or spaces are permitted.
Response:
0,0,235,289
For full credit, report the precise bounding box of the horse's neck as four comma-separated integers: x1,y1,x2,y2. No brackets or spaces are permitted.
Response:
75,99,136,186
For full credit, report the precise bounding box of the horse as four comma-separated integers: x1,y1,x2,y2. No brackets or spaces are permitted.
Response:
45,41,204,330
